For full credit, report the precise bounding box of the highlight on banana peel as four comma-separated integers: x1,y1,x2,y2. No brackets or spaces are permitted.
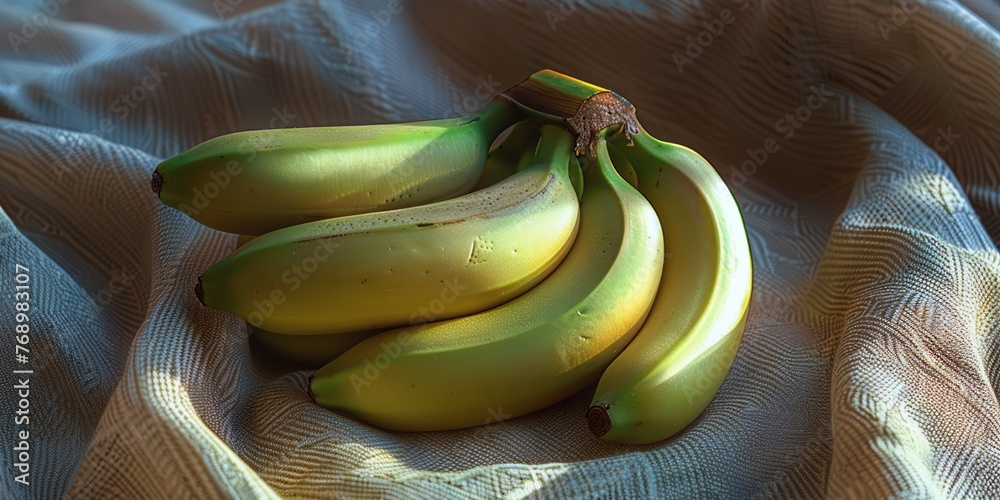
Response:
153,69,752,445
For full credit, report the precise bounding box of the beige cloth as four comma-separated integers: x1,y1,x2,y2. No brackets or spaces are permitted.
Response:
1,0,999,497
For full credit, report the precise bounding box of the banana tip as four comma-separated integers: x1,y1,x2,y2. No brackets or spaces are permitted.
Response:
194,277,206,306
150,170,163,196
586,405,612,437
307,375,316,401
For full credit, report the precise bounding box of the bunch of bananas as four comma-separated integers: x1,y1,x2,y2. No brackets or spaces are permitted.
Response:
153,70,752,445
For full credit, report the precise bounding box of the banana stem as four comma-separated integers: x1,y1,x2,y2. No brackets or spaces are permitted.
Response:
500,70,640,157
531,125,575,167
150,170,163,195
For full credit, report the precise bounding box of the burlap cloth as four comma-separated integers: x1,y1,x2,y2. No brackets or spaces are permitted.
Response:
1,0,999,497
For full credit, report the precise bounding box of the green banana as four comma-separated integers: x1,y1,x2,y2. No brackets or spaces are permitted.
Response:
608,143,639,190
567,155,585,200
586,130,753,444
153,100,520,235
502,121,582,198
197,125,581,335
251,327,379,369
471,121,540,190
309,136,664,432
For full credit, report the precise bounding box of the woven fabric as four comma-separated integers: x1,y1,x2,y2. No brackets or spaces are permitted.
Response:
1,0,999,497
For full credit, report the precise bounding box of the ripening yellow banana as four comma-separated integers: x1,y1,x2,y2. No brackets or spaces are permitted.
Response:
251,327,379,369
586,130,753,444
498,69,751,444
196,125,581,335
152,100,520,235
309,136,664,432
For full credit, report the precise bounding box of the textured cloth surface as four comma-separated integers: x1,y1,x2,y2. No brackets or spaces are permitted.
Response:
1,0,1000,498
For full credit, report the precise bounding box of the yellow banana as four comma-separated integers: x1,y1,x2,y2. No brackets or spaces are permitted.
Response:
152,100,520,235
250,327,379,369
471,121,539,190
587,130,753,444
309,136,664,432
197,125,581,335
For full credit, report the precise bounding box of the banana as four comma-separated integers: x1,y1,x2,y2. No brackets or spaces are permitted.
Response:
607,143,639,190
503,122,582,199
471,121,540,190
197,125,581,335
231,123,544,252
309,136,664,432
152,100,520,235
250,327,379,369
586,130,752,444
